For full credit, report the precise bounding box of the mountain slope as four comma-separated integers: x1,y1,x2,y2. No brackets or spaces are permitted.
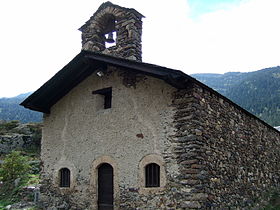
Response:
192,66,280,126
191,72,248,95
0,93,42,123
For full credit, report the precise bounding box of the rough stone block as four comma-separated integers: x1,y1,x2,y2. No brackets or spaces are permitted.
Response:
181,201,201,208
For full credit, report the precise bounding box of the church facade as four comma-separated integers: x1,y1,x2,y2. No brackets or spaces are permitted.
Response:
21,2,280,209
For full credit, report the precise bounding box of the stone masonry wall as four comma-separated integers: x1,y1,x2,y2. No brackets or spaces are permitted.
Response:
170,87,210,209
171,83,280,209
80,2,143,61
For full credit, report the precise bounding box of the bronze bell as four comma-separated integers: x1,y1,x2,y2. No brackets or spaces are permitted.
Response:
106,32,115,43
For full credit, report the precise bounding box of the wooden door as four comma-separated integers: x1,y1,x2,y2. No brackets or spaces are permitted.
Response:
98,163,114,210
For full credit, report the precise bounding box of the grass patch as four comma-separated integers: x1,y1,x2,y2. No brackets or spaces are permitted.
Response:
263,189,280,210
264,190,280,210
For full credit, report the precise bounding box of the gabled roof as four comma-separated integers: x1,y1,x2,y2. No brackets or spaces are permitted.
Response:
21,50,278,132
20,50,193,113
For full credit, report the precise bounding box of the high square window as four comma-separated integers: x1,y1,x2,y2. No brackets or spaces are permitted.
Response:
92,87,112,109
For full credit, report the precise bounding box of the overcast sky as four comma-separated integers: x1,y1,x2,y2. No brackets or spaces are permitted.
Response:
0,0,279,97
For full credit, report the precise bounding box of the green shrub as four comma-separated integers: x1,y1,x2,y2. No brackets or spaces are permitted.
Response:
0,151,40,208
0,151,30,183
0,120,20,134
264,190,280,210
0,120,19,130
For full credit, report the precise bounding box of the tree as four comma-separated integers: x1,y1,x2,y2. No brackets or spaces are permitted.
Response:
0,151,30,183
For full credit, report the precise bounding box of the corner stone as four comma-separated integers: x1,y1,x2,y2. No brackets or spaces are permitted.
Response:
181,201,201,209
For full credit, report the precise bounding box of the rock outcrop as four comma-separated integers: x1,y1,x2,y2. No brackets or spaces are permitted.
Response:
0,121,41,154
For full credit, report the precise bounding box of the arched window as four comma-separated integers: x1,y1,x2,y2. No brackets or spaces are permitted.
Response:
103,14,117,48
59,168,70,187
145,163,160,187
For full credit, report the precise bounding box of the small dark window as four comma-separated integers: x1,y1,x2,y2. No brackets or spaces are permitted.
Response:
145,163,160,187
59,168,70,187
92,87,112,109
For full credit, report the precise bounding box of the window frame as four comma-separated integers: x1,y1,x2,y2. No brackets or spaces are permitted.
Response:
59,168,71,188
92,87,112,109
139,154,166,194
145,163,160,187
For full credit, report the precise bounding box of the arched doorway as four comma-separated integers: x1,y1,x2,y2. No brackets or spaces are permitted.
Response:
98,163,114,210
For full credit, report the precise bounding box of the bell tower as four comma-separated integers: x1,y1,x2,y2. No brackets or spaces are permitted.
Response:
79,2,144,61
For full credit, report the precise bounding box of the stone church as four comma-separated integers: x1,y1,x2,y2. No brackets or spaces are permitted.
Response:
21,2,280,209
